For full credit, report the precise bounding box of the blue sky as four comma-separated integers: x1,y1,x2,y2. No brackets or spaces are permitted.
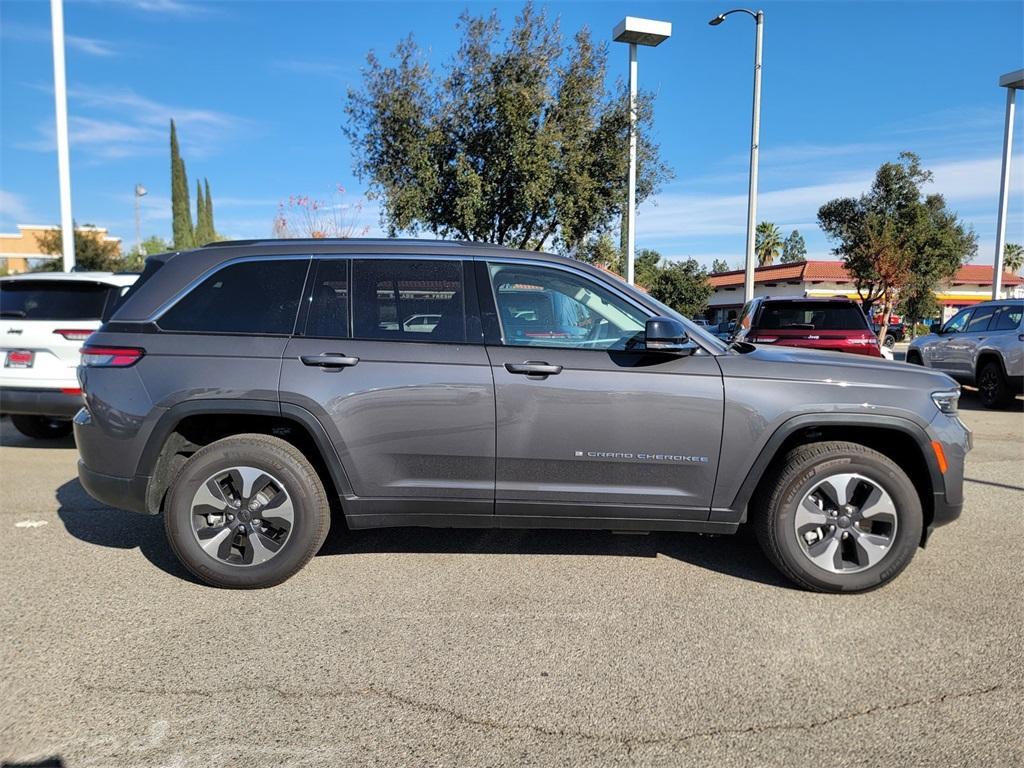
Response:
1,0,1022,269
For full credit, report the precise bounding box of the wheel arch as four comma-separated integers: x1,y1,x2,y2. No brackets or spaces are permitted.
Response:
140,399,352,516
975,349,1006,379
718,414,941,536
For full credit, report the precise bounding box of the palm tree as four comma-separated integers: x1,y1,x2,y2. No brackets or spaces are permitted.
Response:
1004,242,1024,275
755,221,783,267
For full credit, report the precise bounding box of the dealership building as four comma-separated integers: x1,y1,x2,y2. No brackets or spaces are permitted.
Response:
0,225,121,274
706,260,1024,324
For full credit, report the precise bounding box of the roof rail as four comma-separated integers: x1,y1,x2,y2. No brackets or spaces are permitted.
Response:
199,237,511,249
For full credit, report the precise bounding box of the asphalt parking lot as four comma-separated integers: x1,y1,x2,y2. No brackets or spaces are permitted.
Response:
2,390,1022,767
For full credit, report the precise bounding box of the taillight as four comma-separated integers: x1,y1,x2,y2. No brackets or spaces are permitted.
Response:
80,345,144,367
53,328,93,341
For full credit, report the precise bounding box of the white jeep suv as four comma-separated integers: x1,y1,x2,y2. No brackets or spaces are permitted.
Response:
1,271,137,439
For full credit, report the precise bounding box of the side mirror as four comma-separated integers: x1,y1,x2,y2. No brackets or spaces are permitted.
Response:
930,323,943,335
645,317,697,355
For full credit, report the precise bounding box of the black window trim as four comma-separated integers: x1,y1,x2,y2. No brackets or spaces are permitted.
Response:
301,255,483,345
151,255,313,338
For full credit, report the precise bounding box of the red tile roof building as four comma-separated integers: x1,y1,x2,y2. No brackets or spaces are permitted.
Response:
706,260,1023,323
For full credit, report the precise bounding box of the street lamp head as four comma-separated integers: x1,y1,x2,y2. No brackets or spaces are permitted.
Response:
135,183,147,197
612,16,672,47
709,15,725,26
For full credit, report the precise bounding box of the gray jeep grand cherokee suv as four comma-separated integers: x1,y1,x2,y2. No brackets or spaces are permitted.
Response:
75,239,970,592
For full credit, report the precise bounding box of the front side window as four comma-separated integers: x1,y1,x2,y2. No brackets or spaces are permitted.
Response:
942,308,972,334
991,305,1023,331
159,259,308,335
966,305,997,332
488,263,646,350
352,259,466,342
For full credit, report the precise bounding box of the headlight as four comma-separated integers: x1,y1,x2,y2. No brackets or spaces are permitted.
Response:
931,390,960,415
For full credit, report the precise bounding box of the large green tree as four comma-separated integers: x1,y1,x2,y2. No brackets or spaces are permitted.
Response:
646,258,713,317
345,2,671,252
818,152,976,344
204,178,216,239
780,229,807,263
755,221,783,266
194,178,217,245
170,120,194,249
34,226,121,272
710,258,730,274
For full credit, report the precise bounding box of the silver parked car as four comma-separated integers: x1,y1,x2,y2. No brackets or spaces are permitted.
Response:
907,299,1023,409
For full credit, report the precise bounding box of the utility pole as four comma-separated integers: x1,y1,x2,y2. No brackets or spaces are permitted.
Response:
50,0,75,272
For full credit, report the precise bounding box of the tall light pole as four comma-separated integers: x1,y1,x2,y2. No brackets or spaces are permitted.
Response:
993,69,1023,300
613,17,671,285
710,8,763,304
50,0,75,272
134,183,147,254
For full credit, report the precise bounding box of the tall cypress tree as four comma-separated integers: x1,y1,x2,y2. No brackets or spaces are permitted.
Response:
194,180,211,245
204,178,216,240
170,120,194,249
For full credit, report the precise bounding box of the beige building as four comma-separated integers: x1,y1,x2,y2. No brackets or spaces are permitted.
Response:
706,260,1024,324
0,225,122,274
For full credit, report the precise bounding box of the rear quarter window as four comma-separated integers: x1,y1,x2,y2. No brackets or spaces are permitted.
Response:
157,259,308,335
0,280,111,320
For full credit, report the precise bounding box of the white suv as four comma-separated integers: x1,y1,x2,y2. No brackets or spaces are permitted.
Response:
1,271,137,439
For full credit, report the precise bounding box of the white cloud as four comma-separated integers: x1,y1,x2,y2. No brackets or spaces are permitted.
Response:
112,0,212,15
0,21,117,57
0,190,35,225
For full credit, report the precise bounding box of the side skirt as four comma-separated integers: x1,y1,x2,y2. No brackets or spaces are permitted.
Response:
344,511,739,535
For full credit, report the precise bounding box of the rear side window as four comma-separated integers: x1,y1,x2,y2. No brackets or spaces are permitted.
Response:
966,305,997,332
305,260,349,338
1,280,110,320
991,305,1023,331
757,301,869,331
352,259,466,342
159,259,307,335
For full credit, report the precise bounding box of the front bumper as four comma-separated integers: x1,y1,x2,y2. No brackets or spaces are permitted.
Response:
77,460,150,514
0,387,83,418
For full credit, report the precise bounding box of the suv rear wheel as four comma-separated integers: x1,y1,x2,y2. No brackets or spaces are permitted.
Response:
977,360,1014,409
754,441,922,592
164,434,330,588
10,415,74,440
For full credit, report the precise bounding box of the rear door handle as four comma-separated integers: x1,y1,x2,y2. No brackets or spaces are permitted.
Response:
300,353,360,368
504,361,563,376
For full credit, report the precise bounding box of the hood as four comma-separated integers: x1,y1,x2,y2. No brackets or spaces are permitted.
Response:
721,343,957,391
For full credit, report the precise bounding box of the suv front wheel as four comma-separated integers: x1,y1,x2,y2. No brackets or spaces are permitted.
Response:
164,434,330,588
754,441,922,592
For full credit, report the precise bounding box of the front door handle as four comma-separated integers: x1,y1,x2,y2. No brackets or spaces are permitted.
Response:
301,353,360,368
505,361,563,377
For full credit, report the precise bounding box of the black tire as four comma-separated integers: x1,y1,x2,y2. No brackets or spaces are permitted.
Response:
882,335,897,349
753,441,923,593
164,434,330,588
10,415,74,440
977,360,1014,410
906,350,923,366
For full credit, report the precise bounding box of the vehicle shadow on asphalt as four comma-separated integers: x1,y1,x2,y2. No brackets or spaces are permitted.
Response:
55,479,201,585
54,478,793,589
957,389,1024,413
318,524,796,590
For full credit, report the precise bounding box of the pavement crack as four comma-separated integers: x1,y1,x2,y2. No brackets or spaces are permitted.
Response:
76,678,1009,748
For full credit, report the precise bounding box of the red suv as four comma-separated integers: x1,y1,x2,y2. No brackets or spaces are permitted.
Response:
732,297,882,357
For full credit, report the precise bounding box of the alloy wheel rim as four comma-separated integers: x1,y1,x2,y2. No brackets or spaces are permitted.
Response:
794,472,898,574
189,466,294,567
979,369,998,401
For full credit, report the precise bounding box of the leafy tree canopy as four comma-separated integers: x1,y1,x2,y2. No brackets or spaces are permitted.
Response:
710,258,730,274
645,257,713,317
780,229,806,263
34,226,122,272
1004,242,1024,275
345,2,671,252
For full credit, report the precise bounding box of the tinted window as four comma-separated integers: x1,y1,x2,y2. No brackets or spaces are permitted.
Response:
159,259,307,334
991,305,1023,331
1,280,112,320
756,301,869,331
305,260,349,338
966,305,997,332
488,263,646,350
352,259,465,342
943,308,972,334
